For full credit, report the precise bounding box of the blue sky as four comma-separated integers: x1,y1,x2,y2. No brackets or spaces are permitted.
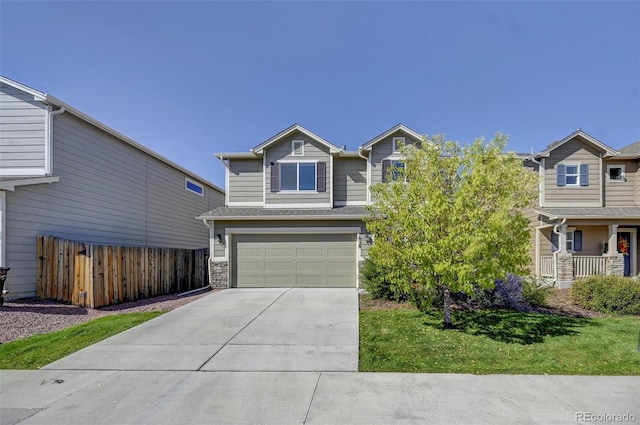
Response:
2,1,639,189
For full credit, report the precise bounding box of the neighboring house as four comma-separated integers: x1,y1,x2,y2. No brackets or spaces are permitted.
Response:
197,123,422,288
0,76,224,299
530,129,640,288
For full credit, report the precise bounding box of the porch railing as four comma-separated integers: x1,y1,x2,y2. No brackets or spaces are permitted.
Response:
573,256,606,278
540,256,554,278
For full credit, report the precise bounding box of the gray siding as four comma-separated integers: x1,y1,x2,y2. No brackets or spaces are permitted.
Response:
228,159,263,204
543,139,602,206
333,157,367,205
0,83,47,174
604,160,637,206
5,112,223,298
369,131,419,187
265,132,331,206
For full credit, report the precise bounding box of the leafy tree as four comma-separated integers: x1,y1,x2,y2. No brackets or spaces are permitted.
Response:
364,134,538,328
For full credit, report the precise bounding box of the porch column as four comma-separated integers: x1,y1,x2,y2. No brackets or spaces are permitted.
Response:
605,224,624,276
555,223,573,288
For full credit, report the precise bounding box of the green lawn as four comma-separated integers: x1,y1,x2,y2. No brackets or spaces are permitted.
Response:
0,312,163,370
360,306,640,375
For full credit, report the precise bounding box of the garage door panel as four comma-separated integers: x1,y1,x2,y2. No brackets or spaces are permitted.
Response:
233,233,356,288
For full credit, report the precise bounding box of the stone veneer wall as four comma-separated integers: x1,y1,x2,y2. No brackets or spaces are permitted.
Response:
556,253,574,288
210,260,229,289
605,255,625,277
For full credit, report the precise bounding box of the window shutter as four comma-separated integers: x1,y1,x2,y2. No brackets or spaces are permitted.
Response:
317,162,326,192
271,163,280,192
574,230,582,251
556,165,566,186
579,164,589,186
382,160,391,183
551,232,559,252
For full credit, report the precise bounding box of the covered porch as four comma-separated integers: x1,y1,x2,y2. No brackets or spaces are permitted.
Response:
534,207,640,288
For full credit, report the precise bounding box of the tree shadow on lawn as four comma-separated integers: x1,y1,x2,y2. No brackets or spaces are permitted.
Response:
423,309,599,345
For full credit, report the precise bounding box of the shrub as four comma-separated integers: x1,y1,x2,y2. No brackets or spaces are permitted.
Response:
491,274,526,310
521,277,552,307
360,258,409,301
572,276,640,315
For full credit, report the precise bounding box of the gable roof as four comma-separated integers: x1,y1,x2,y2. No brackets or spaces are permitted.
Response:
251,124,343,154
0,75,224,194
617,140,640,159
534,129,619,159
359,123,423,152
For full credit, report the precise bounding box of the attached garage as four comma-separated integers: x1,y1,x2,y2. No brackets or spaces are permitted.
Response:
231,233,357,288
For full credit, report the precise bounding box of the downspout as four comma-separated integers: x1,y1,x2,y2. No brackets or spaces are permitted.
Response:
203,219,214,286
46,106,66,176
358,149,370,205
552,218,567,284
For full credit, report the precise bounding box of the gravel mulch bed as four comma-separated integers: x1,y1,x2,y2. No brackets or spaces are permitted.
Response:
0,288,215,344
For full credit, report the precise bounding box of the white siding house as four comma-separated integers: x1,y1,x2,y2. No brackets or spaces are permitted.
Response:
0,76,224,299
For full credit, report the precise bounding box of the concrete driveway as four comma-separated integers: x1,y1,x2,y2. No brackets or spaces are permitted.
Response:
43,288,359,372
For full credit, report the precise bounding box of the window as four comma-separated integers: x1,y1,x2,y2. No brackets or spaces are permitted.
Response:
565,165,579,185
292,140,304,156
392,137,405,153
185,177,204,196
382,159,405,182
557,164,588,187
608,165,625,182
280,162,316,191
566,229,575,251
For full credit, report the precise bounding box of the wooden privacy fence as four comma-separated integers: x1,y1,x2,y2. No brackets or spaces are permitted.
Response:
37,235,209,308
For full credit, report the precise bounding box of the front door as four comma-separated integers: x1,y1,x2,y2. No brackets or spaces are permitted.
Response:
617,231,633,277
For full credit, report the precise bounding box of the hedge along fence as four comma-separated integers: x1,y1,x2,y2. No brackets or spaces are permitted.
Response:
36,235,209,308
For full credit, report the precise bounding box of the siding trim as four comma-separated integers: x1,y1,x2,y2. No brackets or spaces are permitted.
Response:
264,203,332,209
227,201,264,207
334,200,367,207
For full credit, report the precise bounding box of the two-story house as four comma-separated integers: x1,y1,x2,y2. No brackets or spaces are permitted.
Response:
531,129,640,288
197,123,422,288
0,76,224,299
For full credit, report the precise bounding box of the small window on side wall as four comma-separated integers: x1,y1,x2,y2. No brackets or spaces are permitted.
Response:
607,165,625,182
185,177,204,196
392,137,405,153
292,140,304,156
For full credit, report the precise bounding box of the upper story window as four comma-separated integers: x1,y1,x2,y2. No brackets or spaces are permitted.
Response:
607,165,625,182
382,159,406,182
281,162,316,191
292,140,304,156
556,164,588,187
392,137,405,153
185,177,204,196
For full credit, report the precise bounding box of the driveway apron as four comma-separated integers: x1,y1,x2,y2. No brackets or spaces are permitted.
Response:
43,288,359,372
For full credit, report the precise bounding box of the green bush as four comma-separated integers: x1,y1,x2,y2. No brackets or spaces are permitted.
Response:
572,276,640,315
360,258,409,301
521,277,552,307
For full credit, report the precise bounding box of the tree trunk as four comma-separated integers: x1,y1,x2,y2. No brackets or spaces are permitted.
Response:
443,286,453,329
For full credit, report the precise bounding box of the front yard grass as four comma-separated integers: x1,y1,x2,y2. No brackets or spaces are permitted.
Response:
360,301,640,375
0,312,163,369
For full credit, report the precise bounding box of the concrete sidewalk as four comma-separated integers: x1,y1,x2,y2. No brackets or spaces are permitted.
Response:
2,370,638,424
1,288,638,424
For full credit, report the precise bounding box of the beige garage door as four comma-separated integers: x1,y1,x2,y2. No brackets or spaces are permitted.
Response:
232,233,357,288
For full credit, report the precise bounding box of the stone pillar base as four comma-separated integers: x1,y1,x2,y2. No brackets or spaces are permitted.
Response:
605,255,625,277
556,253,574,282
210,260,229,288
